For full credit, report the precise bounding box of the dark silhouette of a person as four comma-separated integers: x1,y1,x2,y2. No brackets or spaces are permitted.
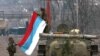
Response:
7,37,16,56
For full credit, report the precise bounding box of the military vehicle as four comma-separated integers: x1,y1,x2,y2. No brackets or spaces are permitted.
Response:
39,26,99,56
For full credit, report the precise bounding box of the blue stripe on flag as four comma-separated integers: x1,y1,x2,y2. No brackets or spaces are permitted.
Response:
21,16,43,52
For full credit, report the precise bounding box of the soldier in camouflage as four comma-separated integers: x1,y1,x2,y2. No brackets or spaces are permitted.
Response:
7,37,16,56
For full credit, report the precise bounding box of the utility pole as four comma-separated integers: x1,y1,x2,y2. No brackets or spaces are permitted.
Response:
76,0,79,28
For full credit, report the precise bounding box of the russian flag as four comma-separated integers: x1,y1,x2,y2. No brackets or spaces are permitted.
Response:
18,12,46,55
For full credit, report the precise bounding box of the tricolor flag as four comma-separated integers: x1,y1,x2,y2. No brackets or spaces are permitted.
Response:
18,11,46,55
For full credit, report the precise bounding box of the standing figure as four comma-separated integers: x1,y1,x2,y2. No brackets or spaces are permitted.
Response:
40,8,50,33
7,37,16,56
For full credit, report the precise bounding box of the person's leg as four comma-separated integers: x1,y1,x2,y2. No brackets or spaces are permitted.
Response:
11,53,14,56
9,53,14,56
9,52,12,56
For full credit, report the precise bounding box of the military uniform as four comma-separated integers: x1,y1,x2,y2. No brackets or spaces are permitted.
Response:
7,37,16,56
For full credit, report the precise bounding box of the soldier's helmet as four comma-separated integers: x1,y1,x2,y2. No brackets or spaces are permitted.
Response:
70,29,80,34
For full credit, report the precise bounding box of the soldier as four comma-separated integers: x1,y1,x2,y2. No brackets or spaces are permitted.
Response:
7,37,16,56
35,8,50,33
40,8,50,33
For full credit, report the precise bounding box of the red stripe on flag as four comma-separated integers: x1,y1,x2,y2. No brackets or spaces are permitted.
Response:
18,11,38,47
